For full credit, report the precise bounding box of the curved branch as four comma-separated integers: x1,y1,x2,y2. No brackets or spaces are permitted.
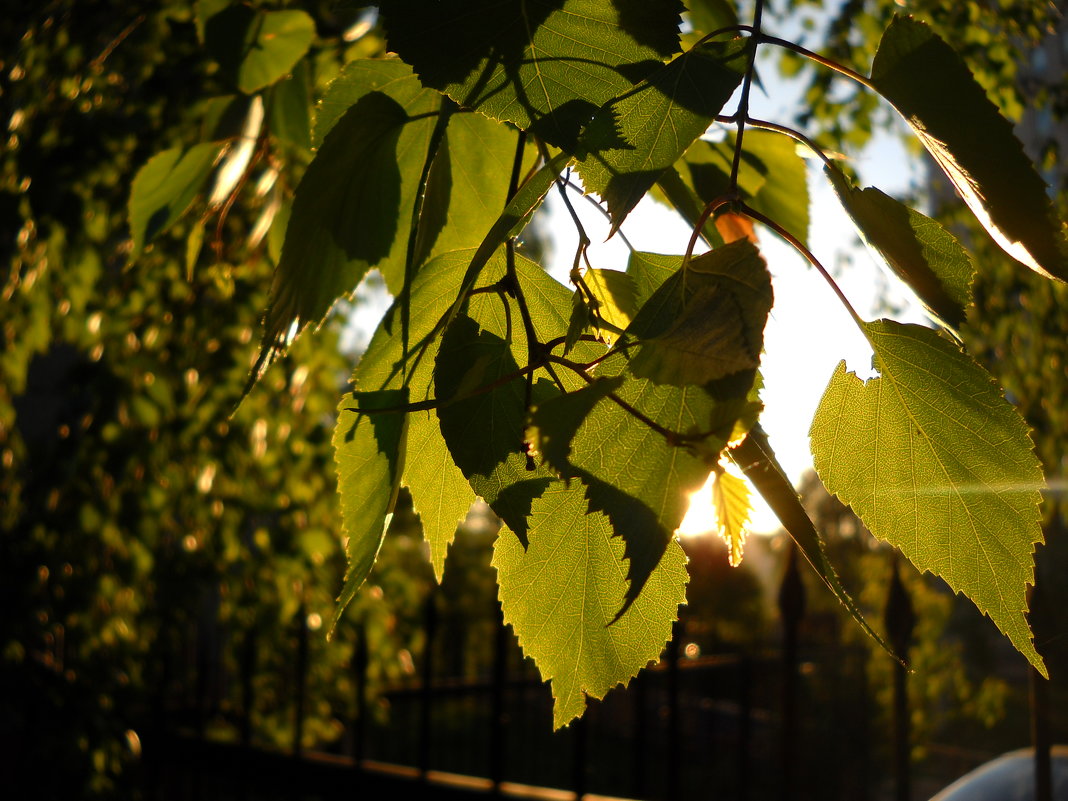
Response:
738,201,865,330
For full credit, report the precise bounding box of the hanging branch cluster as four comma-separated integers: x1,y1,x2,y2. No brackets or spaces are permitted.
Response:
129,0,1065,727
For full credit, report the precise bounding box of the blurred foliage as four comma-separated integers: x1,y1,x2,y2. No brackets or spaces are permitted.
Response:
765,0,1061,152
0,2,432,797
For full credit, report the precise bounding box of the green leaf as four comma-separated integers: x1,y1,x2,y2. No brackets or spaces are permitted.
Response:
569,268,637,348
810,320,1046,673
416,114,537,267
194,0,230,42
252,62,440,379
825,163,974,331
686,0,739,35
627,250,685,307
528,343,745,613
494,481,688,728
128,142,222,258
738,131,810,244
380,0,683,149
527,377,626,476
205,5,316,94
871,16,1068,281
436,252,575,546
626,240,773,387
712,465,751,567
576,38,749,231
445,151,572,328
332,388,409,628
731,425,896,659
354,251,487,581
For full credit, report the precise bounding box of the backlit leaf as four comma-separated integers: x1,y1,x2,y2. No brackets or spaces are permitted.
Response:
446,151,572,327
494,481,688,728
253,62,440,381
626,240,772,387
380,0,683,149
871,16,1068,281
627,250,684,306
826,163,974,331
810,320,1046,673
129,142,222,258
530,346,747,613
436,251,575,546
570,268,637,347
416,114,537,267
526,377,626,478
332,388,409,628
712,464,751,566
686,0,739,35
576,38,749,230
354,251,484,580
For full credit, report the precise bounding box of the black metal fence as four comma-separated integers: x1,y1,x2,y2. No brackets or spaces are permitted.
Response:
140,541,950,801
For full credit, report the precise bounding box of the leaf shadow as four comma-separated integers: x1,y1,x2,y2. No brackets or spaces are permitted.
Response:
380,0,678,150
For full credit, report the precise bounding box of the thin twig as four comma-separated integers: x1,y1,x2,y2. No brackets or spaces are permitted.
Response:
546,356,716,447
561,177,637,253
757,33,877,91
90,14,146,69
728,0,766,192
745,117,837,169
739,201,866,330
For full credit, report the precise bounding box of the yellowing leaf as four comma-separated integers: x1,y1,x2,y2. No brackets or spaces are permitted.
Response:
714,212,758,245
712,464,751,566
811,320,1046,674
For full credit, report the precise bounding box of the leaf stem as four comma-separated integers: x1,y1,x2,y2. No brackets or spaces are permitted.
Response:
546,355,713,447
401,96,455,376
561,176,636,253
727,0,765,193
757,34,877,92
738,201,866,330
744,116,837,169
693,24,756,48
684,194,734,270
